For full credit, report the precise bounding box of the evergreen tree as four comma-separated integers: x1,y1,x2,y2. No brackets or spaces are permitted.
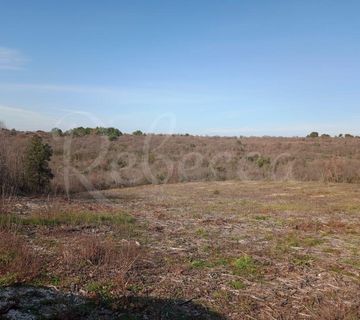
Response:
24,136,54,193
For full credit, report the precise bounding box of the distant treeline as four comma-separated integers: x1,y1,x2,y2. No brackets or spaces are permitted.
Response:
51,127,123,140
50,127,149,140
52,128,360,140
2,128,360,196
307,131,358,139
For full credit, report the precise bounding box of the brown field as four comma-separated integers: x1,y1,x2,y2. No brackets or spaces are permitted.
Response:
1,180,360,319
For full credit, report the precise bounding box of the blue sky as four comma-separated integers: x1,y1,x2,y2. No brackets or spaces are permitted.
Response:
0,0,360,136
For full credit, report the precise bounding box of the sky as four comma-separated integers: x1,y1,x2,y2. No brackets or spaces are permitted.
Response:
0,0,360,136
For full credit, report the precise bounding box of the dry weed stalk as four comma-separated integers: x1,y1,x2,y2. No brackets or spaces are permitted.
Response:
0,230,41,283
61,235,140,293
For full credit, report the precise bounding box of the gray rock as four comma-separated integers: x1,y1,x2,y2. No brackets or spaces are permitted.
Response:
0,286,116,320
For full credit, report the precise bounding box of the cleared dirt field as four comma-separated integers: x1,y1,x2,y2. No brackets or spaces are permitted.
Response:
2,181,360,319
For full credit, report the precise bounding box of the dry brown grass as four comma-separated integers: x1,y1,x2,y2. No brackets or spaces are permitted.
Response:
1,180,360,318
99,180,360,319
61,235,140,294
4,129,360,317
0,230,41,285
0,190,13,215
0,194,141,303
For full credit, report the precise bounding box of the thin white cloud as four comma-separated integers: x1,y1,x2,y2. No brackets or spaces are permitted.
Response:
0,82,229,105
0,83,114,94
0,104,117,132
0,47,27,70
0,105,56,131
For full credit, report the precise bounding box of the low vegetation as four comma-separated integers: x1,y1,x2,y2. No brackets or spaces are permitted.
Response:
3,129,360,195
2,127,360,318
0,210,134,228
0,197,140,305
0,180,360,318
0,230,41,286
0,134,53,195
64,126,123,140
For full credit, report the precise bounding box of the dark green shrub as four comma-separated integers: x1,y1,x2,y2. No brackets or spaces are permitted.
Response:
67,127,92,137
256,156,271,168
246,153,259,162
24,136,54,193
51,127,63,136
94,127,122,140
307,132,319,138
96,127,122,141
108,134,118,141
132,130,144,136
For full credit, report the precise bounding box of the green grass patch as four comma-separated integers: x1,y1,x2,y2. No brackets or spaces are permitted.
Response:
275,234,301,254
127,284,143,294
85,281,114,302
212,289,231,301
0,211,135,228
292,254,314,267
254,215,269,221
230,280,246,290
231,255,259,277
303,237,324,247
275,233,323,254
195,228,209,238
343,258,360,270
190,257,229,269
30,273,61,287
191,259,210,269
0,273,17,287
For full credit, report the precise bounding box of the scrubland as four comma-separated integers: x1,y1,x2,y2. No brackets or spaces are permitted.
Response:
2,129,360,194
1,130,360,319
